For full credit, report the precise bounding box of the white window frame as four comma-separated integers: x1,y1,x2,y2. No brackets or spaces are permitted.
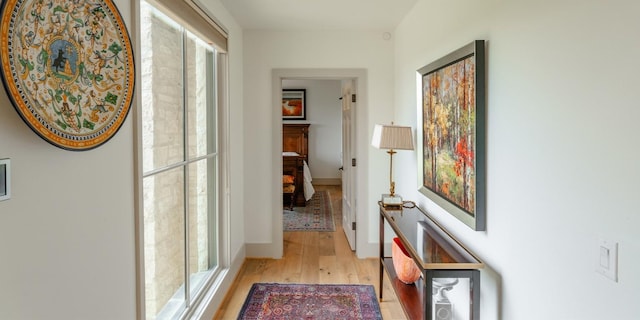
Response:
132,1,230,319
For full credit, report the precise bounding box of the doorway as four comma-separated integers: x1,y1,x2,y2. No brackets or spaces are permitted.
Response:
272,69,366,258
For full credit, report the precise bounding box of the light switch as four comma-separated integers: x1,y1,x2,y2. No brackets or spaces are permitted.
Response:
0,158,9,202
596,238,618,282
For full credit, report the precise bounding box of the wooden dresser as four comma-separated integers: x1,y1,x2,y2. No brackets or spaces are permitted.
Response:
283,123,309,206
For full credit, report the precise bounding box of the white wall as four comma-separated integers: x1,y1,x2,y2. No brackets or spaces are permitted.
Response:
243,30,394,257
282,79,342,181
393,0,640,319
0,0,245,318
0,0,135,318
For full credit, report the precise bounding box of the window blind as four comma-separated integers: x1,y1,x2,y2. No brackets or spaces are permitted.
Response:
146,0,228,52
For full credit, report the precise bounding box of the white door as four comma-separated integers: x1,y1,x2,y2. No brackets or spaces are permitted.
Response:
341,80,357,250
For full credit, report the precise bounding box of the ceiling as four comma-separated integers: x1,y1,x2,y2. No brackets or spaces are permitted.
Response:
216,0,418,31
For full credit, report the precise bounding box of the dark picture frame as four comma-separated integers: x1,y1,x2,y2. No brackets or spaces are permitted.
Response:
417,40,486,231
282,89,306,120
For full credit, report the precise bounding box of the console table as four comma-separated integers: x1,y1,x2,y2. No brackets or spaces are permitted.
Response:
379,203,484,320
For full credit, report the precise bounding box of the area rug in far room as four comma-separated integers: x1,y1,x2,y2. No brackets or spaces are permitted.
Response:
283,190,335,232
238,283,382,320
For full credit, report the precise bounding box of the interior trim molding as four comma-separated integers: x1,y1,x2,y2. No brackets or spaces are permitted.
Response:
245,243,282,259
272,68,369,259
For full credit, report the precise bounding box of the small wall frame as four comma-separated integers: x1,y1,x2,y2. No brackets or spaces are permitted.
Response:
282,89,306,120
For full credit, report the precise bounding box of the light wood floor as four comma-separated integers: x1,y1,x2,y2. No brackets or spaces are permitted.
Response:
213,185,407,319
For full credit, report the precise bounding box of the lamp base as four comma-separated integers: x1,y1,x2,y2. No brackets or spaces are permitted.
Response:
381,194,403,209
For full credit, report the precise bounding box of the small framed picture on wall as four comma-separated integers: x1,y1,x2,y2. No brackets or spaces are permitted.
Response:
282,89,306,120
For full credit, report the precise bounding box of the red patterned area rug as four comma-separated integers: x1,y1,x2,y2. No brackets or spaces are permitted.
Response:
238,283,382,320
283,191,335,232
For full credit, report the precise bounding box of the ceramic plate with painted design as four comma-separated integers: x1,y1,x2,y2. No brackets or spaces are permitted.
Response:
0,0,135,150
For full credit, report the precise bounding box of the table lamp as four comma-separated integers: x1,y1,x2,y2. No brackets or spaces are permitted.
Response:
371,123,414,208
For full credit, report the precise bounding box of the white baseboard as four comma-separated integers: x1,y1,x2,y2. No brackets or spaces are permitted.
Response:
246,242,282,258
357,241,383,259
312,178,341,186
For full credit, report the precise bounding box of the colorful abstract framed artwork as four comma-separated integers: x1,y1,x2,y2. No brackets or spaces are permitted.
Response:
0,0,135,151
282,89,306,120
417,40,486,230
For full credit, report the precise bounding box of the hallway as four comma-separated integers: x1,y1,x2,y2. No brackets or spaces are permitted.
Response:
214,185,406,319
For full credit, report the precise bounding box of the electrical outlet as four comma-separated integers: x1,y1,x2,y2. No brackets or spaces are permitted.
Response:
596,238,618,282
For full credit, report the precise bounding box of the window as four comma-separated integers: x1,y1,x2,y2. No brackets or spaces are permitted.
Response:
139,2,224,318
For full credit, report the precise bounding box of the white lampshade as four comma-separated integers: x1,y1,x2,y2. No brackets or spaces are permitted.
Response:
371,124,414,150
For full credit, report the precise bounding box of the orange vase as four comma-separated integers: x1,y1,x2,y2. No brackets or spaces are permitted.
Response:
392,237,421,284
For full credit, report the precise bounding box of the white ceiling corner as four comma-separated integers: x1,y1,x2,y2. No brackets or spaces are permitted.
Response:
217,0,418,31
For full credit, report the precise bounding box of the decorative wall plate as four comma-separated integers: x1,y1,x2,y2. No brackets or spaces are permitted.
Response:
0,0,135,151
